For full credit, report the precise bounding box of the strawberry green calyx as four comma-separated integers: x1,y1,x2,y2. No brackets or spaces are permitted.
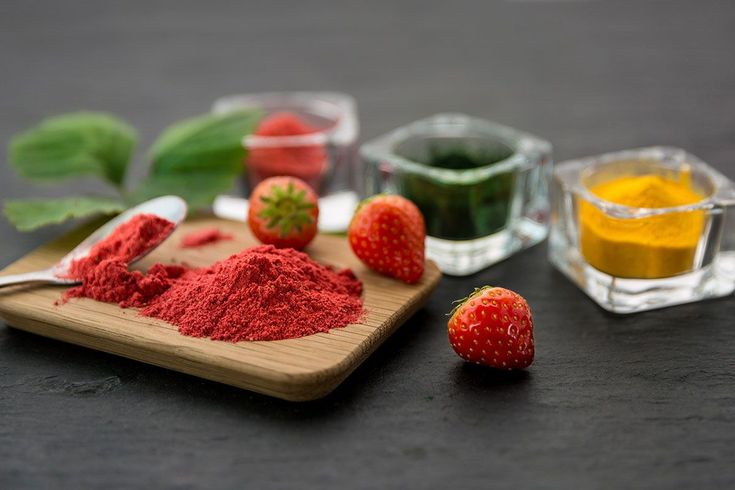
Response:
248,176,318,250
448,285,494,317
258,181,316,237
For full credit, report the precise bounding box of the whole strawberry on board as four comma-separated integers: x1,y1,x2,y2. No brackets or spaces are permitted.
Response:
348,194,425,284
448,286,534,369
248,176,319,250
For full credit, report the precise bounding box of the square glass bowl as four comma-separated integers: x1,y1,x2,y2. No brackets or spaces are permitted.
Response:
361,113,552,275
213,92,360,231
549,146,735,313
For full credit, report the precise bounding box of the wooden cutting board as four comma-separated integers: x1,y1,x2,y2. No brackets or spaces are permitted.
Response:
0,217,442,401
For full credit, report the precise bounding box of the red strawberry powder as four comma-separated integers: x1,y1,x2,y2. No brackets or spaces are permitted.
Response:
65,259,186,308
63,215,363,341
247,111,328,191
179,227,233,248
142,245,363,341
67,213,174,279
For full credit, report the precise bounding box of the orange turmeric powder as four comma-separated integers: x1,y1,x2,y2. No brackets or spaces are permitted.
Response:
579,173,705,279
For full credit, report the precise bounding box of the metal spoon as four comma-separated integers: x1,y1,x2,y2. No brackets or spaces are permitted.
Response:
0,196,187,288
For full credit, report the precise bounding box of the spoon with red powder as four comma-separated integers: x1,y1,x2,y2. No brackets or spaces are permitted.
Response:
0,196,186,288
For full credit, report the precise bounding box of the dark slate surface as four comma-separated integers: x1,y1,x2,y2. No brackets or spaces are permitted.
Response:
1,1,734,488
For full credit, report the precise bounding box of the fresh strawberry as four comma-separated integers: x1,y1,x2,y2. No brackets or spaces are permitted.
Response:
448,286,534,369
248,176,319,250
348,194,425,284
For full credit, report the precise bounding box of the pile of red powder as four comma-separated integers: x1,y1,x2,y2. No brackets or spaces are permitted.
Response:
63,214,363,341
143,246,363,341
65,259,187,308
67,213,174,279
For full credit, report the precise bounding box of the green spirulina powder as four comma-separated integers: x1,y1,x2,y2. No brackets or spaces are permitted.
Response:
398,142,515,241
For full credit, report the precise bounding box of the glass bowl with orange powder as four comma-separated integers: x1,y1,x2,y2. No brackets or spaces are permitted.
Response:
550,147,735,313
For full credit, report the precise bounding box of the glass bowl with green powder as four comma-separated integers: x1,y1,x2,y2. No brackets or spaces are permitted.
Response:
361,113,552,275
549,146,735,314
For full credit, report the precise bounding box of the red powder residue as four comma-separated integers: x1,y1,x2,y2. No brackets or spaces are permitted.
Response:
67,214,174,280
179,227,234,248
247,111,328,192
63,245,363,341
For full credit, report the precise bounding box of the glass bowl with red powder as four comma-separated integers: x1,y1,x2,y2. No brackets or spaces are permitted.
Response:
214,92,358,195
212,92,360,231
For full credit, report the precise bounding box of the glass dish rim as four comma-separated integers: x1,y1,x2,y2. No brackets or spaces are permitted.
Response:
359,113,551,184
556,146,735,219
212,91,358,149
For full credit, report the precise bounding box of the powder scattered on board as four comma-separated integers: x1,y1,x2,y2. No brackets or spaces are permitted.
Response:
66,213,174,280
63,245,364,341
180,227,234,248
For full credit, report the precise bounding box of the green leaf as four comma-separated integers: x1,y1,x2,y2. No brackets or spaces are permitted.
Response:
130,172,237,210
137,109,261,210
149,109,262,176
9,112,136,187
4,196,126,231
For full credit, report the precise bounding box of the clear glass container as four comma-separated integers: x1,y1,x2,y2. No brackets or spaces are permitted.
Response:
550,146,735,313
212,92,360,231
361,113,552,275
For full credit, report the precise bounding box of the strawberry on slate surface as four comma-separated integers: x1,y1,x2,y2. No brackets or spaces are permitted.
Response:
348,194,425,284
247,176,319,250
448,286,534,369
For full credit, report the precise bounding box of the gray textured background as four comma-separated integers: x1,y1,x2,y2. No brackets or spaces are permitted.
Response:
1,1,734,489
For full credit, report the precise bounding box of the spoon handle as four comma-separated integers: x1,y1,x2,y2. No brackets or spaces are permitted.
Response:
0,269,59,288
